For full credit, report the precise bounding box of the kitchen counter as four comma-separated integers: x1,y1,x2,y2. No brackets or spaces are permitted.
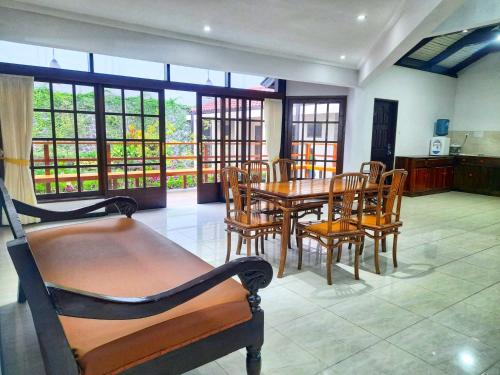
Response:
395,155,500,197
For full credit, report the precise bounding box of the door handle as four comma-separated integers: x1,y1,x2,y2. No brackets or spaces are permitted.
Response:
387,144,393,156
197,142,202,157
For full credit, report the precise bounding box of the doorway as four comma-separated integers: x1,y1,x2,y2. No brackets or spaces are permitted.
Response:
371,99,398,169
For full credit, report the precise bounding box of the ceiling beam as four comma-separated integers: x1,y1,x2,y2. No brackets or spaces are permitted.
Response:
395,57,457,77
422,25,497,68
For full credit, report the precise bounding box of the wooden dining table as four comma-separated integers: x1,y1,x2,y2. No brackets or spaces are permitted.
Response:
251,178,379,278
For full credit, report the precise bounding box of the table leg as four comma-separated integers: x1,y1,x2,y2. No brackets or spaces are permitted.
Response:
278,201,292,278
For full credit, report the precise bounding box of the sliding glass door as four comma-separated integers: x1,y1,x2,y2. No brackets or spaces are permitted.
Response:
196,94,265,203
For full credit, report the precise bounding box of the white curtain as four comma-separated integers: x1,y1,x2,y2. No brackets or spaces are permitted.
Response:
0,74,39,224
264,98,283,181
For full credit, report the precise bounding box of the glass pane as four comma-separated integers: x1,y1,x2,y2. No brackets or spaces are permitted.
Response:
143,92,159,115
250,101,262,120
58,168,78,193
34,168,56,195
0,41,89,71
317,103,328,121
327,123,339,141
326,143,338,160
52,84,74,110
108,166,125,190
124,90,141,114
292,103,303,121
80,167,99,191
315,123,327,141
33,82,51,109
76,85,95,111
56,141,76,166
79,141,98,165
33,111,52,138
126,141,143,164
32,142,54,166
94,54,164,80
144,117,160,139
230,73,274,91
105,88,122,113
325,161,336,177
146,165,161,187
170,65,225,86
200,163,216,183
54,113,75,138
107,142,124,164
328,103,340,122
145,142,160,164
304,103,315,122
77,114,96,138
127,165,144,188
106,115,123,138
126,116,142,139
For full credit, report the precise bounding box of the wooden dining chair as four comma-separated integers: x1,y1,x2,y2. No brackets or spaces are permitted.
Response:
360,161,386,213
296,173,367,285
221,167,282,262
357,169,407,274
271,158,324,248
243,160,271,183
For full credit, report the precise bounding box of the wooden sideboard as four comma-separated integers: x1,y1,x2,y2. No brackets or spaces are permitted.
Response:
396,155,500,197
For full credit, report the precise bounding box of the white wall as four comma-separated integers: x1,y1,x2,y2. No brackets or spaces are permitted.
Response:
344,66,457,170
453,52,500,131
286,81,349,97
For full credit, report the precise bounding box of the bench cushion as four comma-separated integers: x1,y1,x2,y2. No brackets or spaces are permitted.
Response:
26,218,252,375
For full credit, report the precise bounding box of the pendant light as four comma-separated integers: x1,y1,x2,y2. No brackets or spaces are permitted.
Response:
205,70,213,85
49,48,61,69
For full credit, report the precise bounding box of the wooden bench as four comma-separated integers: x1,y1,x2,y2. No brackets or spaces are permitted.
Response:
0,178,272,375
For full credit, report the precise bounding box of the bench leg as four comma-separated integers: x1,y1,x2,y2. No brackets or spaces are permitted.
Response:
17,281,26,304
246,346,261,375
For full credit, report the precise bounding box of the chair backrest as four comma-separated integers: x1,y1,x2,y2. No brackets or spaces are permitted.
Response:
327,173,367,233
243,160,270,183
375,169,408,225
220,167,252,224
272,159,297,182
360,161,386,184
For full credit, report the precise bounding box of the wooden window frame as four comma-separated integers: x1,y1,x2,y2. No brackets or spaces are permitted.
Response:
284,96,347,178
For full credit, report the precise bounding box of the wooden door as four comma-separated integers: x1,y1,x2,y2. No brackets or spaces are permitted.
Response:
102,86,166,209
371,99,398,169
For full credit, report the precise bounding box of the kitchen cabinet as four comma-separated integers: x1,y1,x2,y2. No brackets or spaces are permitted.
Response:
396,155,500,197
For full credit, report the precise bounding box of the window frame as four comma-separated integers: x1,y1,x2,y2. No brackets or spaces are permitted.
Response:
284,96,347,179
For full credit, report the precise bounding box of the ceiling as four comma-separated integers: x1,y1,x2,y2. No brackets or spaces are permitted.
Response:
4,0,406,68
396,23,500,76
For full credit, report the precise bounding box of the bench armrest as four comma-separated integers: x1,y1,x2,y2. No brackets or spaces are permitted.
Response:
46,256,272,320
12,197,137,222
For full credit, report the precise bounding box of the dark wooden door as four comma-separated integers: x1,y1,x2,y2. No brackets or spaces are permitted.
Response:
371,99,398,169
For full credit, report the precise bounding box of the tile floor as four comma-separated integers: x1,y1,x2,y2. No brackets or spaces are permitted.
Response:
1,190,500,374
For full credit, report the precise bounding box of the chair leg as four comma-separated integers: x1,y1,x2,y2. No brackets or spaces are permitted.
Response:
272,215,276,239
360,237,365,255
374,233,381,275
246,234,252,257
316,209,321,220
348,243,352,250
237,235,243,255
354,240,360,280
392,233,399,267
225,231,232,263
382,238,387,252
255,233,259,256
336,243,342,262
326,246,334,285
260,235,265,254
246,345,262,375
297,231,303,270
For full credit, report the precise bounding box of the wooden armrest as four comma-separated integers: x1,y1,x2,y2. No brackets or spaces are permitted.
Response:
12,197,138,222
46,257,272,320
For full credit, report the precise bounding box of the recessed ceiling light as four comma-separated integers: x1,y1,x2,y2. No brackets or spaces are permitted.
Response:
462,29,468,33
203,25,211,33
340,55,346,60
357,14,366,21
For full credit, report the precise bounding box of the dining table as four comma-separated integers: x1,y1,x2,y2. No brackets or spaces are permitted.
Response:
250,178,379,278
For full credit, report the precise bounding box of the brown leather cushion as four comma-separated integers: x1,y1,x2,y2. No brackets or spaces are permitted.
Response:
26,218,252,375
303,220,358,236
359,215,401,229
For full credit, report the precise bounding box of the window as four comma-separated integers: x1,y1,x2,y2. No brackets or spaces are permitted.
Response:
230,73,274,91
170,65,225,86
94,54,165,80
287,98,345,179
0,41,89,71
246,100,266,161
31,81,100,196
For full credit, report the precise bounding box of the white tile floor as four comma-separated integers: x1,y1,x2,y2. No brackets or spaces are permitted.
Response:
1,189,500,374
